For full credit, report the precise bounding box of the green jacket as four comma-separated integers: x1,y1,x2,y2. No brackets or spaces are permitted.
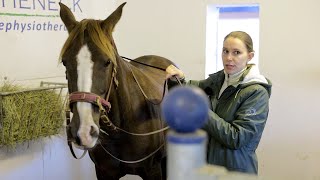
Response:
168,64,272,174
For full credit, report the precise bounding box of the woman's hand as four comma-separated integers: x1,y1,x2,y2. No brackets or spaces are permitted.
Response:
165,64,185,80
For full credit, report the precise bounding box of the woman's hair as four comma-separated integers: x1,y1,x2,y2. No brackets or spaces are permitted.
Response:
224,31,254,53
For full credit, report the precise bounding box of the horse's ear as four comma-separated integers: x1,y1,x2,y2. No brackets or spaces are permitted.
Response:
59,2,77,33
101,2,126,35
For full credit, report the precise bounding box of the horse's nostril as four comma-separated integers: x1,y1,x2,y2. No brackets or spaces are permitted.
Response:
90,126,99,137
75,135,82,145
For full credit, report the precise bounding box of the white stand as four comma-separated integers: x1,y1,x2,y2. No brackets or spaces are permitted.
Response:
167,129,207,180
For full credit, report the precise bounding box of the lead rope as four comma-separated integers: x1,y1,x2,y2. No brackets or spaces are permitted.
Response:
100,125,169,136
98,141,165,164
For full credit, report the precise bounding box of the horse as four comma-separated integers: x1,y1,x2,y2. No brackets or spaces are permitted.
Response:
58,2,174,180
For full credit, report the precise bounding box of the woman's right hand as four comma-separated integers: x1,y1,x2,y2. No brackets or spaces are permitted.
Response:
165,64,185,80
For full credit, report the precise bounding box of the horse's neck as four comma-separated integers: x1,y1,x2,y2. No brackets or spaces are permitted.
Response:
106,58,167,136
109,58,164,121
109,59,139,119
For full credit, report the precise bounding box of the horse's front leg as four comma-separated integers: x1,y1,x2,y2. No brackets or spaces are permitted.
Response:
95,165,124,180
138,161,166,180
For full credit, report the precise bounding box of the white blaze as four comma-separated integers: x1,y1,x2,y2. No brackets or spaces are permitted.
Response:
76,45,99,148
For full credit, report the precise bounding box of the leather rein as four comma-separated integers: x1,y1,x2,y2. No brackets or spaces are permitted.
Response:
66,57,172,160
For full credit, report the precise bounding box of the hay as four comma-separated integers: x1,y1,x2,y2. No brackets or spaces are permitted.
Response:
0,82,66,148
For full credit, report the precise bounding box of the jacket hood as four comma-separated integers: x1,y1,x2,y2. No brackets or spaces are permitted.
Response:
208,64,272,97
240,64,272,97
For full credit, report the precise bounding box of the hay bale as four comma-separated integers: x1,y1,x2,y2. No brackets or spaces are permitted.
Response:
0,82,66,148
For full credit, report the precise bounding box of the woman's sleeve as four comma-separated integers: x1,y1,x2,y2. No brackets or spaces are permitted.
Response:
167,78,186,89
202,86,270,149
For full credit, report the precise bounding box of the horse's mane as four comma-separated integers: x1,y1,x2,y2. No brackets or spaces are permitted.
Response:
59,19,117,66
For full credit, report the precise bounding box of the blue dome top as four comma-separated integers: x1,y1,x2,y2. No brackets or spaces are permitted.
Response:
161,86,209,133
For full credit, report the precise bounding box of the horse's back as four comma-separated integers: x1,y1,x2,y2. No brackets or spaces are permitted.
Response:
126,55,173,103
129,55,174,71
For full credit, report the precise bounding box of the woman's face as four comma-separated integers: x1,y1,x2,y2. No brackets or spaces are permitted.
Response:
222,37,254,75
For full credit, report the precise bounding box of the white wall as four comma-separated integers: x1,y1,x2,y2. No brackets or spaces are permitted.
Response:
0,0,115,86
113,0,207,80
0,134,96,180
114,0,320,179
258,0,320,179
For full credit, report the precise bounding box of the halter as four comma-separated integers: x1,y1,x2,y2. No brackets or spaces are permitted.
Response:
66,65,118,159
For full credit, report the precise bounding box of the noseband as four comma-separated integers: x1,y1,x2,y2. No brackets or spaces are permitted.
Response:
69,92,111,112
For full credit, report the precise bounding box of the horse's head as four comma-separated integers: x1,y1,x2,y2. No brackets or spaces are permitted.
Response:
59,2,126,149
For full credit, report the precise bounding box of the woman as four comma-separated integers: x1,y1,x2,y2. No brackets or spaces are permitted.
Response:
166,31,272,174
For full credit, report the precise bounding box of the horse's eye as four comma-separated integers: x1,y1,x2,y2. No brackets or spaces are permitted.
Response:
104,60,111,67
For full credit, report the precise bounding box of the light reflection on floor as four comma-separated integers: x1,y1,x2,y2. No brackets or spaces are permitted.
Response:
120,175,142,180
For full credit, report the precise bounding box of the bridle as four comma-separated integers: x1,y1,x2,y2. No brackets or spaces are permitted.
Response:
66,64,117,159
66,58,175,161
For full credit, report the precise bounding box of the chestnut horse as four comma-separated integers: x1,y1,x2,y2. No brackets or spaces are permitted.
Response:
59,2,172,180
